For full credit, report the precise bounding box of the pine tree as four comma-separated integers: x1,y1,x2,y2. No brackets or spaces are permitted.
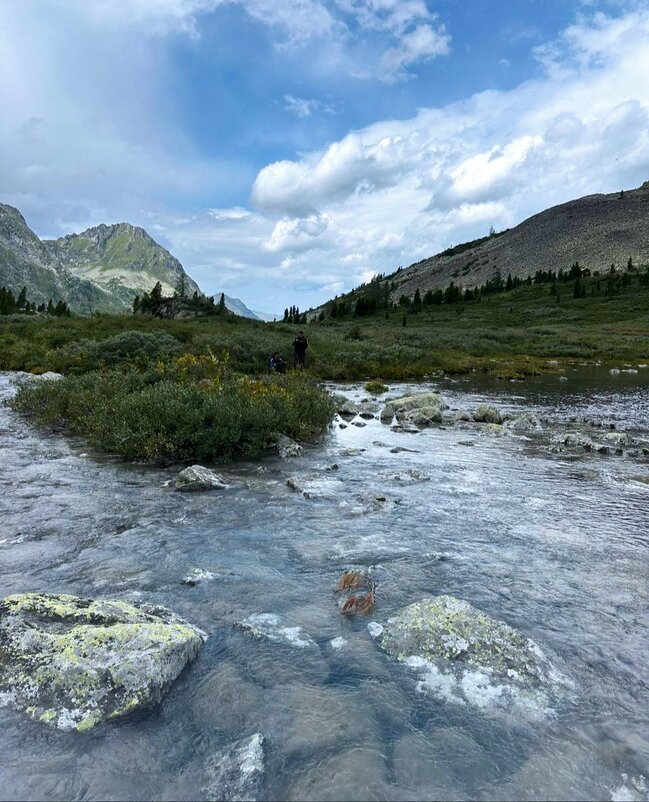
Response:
17,286,27,307
218,293,226,311
132,295,140,314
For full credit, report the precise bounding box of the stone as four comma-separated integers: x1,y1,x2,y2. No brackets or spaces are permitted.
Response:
392,732,472,800
275,435,303,459
337,400,360,418
287,745,389,802
455,410,472,422
376,595,572,717
480,423,508,437
182,568,217,586
473,405,503,424
352,421,367,428
174,465,229,491
339,448,366,457
610,368,621,375
507,412,543,431
405,406,443,426
236,613,317,649
0,592,205,731
604,432,635,447
359,411,375,420
380,404,395,423
202,733,265,802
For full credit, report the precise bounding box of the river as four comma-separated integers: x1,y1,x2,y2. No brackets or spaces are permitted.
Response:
0,368,648,801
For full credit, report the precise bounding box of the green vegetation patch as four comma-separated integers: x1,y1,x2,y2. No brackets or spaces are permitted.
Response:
12,354,334,462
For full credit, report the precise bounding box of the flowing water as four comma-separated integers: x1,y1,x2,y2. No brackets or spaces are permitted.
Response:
0,368,648,801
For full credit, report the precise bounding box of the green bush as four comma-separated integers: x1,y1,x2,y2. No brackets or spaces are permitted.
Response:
365,380,389,394
12,366,334,462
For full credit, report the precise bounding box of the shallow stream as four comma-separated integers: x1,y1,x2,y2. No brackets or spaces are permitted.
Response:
0,367,648,801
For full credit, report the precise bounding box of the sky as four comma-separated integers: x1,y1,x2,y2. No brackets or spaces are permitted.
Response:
1,1,649,314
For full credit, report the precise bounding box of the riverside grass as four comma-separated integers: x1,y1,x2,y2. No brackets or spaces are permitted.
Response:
2,277,649,381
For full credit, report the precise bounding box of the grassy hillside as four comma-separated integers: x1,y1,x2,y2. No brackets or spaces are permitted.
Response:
2,270,648,381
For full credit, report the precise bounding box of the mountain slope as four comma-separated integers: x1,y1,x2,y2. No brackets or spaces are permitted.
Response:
0,205,202,313
47,223,201,308
392,181,649,299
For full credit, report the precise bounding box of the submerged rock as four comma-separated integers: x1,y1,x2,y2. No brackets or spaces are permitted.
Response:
0,592,205,731
275,435,303,459
376,595,572,717
174,465,230,491
604,432,635,447
473,405,503,424
236,613,317,649
455,409,472,422
182,568,217,586
202,733,265,802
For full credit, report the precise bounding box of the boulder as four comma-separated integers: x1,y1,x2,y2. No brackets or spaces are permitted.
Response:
0,593,205,731
376,595,572,717
174,465,230,491
337,399,360,418
202,734,265,802
507,412,543,431
455,410,472,422
473,405,503,424
480,423,508,437
182,568,217,586
405,405,444,426
380,404,395,423
275,435,303,459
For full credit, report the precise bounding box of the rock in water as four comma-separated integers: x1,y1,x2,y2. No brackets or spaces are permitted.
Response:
507,412,543,431
382,392,448,427
236,613,317,649
174,465,230,491
0,593,205,731
473,405,503,424
202,733,266,802
275,434,303,459
376,595,572,717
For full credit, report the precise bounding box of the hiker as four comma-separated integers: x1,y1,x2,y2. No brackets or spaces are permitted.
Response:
268,351,287,373
292,331,308,369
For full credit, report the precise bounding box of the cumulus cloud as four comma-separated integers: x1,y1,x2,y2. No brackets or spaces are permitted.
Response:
378,22,451,81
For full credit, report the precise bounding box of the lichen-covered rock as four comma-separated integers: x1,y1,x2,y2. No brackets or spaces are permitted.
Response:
405,405,444,426
236,613,317,649
473,405,503,424
0,593,205,731
202,733,266,802
182,568,217,586
455,409,472,422
174,465,230,491
480,423,508,437
275,434,303,459
380,404,395,423
508,412,543,431
377,595,572,717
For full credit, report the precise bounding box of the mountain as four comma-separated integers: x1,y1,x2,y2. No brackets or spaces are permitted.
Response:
391,182,649,300
0,204,201,314
211,293,279,322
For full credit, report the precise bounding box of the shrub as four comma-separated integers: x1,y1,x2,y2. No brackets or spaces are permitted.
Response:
365,380,389,394
13,367,335,463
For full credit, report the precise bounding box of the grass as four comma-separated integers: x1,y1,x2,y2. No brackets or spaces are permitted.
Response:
1,279,649,382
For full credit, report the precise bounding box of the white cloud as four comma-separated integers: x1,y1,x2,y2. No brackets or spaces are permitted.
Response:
264,214,331,253
282,94,337,118
378,22,451,81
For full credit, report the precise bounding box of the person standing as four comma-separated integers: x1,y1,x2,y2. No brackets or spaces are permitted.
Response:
292,331,308,369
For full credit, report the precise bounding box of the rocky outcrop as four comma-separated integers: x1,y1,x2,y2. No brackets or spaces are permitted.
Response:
174,465,230,491
202,733,266,802
0,592,205,731
374,595,572,717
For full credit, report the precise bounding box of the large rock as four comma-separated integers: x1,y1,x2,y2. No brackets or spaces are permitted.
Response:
473,405,503,424
336,399,360,418
202,733,266,802
174,465,230,491
275,435,303,459
376,595,572,717
0,593,205,731
381,392,447,427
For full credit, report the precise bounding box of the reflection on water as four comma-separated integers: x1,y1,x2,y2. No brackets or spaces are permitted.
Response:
0,369,648,801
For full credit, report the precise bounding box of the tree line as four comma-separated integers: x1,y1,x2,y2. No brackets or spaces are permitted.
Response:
0,285,71,317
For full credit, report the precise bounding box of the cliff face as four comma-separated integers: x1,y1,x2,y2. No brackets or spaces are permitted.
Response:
392,182,649,298
0,206,201,313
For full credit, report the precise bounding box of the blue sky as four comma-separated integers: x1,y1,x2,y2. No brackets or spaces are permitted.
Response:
1,1,648,313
